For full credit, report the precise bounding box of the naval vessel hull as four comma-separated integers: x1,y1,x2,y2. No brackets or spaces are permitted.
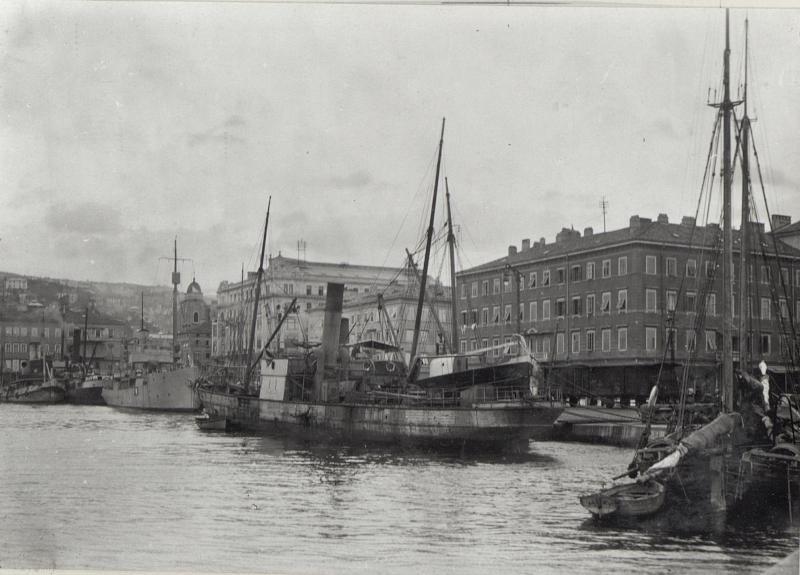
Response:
103,366,201,411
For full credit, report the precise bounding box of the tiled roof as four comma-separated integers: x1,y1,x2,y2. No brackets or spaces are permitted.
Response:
461,219,800,276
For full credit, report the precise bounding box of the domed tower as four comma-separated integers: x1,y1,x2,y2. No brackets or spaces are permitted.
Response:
177,277,211,365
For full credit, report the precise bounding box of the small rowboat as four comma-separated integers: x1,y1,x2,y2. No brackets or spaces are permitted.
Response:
195,412,228,431
579,480,665,519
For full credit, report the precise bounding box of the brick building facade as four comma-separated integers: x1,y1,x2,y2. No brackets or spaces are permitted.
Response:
457,213,800,404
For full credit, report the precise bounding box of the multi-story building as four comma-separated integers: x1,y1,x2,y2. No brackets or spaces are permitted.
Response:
0,307,63,373
62,309,131,374
213,254,416,360
456,213,800,404
332,282,452,359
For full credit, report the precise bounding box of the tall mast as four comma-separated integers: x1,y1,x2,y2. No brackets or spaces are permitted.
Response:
445,177,459,354
140,292,145,332
721,9,735,413
245,196,271,390
410,118,445,363
738,17,751,373
171,237,180,365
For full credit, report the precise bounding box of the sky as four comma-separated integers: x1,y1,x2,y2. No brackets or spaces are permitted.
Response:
1,1,798,294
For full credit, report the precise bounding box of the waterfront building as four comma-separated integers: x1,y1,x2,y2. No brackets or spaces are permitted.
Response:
0,308,62,373
62,309,130,374
213,254,415,359
456,213,800,404
315,281,452,360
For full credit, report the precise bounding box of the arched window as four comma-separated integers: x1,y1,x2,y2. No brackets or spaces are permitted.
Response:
193,311,199,323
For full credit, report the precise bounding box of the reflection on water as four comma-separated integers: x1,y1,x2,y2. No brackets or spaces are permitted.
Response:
0,404,796,574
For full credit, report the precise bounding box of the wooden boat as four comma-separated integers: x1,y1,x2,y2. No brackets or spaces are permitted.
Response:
195,411,228,431
579,480,666,519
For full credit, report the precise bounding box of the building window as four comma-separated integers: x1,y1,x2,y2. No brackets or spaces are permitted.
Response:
665,328,677,352
482,280,489,296
31,327,38,337
20,327,27,336
761,334,771,355
460,340,467,353
306,285,312,296
492,338,500,357
705,293,716,316
459,285,466,299
685,291,697,313
193,312,199,323
705,261,716,278
796,270,800,287
519,303,525,321
503,276,512,293
481,308,489,325
570,265,582,282
602,260,611,278
601,328,611,352
761,297,771,320
504,305,511,324
556,332,564,355
686,329,697,351
481,338,489,349
530,301,538,322
760,265,769,284
780,299,789,319
586,330,595,352
618,256,628,276
686,259,697,278
645,327,657,351
555,299,566,318
645,255,657,275
44,328,50,338
492,306,500,324
557,268,565,284
618,327,628,352
528,272,537,289
666,257,677,277
705,330,718,352
571,331,580,354
471,282,479,297
542,300,551,321
601,292,611,314
543,270,551,287
493,278,500,294
617,289,627,313
586,262,595,280
461,311,468,326
666,290,677,312
586,294,595,317
571,297,581,316
645,289,657,312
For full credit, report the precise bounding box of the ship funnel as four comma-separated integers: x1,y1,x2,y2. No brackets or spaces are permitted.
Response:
314,283,344,396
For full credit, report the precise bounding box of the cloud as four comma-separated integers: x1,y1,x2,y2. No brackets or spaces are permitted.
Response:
44,201,122,235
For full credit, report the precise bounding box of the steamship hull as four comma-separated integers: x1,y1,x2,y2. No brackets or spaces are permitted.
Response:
198,388,561,448
102,366,201,411
0,381,66,404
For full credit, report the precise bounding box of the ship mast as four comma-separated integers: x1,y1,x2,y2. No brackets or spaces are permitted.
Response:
245,196,271,392
445,177,459,354
721,9,735,413
171,237,180,365
410,118,445,364
737,17,751,374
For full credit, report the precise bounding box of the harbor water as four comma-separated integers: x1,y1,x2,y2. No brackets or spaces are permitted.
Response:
0,404,797,574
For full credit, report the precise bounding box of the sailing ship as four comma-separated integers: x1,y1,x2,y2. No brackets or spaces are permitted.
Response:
198,123,563,448
102,242,200,411
581,11,800,520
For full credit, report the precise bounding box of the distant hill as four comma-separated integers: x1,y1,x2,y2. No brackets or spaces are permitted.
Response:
1,272,214,334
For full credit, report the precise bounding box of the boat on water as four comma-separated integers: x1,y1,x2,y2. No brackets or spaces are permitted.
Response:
579,480,665,520
65,373,107,406
199,128,563,448
195,410,229,431
102,242,201,411
581,12,800,521
0,356,66,404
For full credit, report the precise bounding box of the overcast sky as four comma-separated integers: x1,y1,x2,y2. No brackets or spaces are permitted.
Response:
1,1,798,293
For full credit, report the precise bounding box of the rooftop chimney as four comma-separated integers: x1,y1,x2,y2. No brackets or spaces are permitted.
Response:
521,238,531,251
681,216,696,227
772,214,791,231
629,215,641,229
508,245,518,256
657,213,669,224
584,227,593,238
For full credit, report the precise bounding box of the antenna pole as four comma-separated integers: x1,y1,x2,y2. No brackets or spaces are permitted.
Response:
599,197,609,233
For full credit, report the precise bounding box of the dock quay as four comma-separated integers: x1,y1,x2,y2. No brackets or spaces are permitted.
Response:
552,406,666,447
